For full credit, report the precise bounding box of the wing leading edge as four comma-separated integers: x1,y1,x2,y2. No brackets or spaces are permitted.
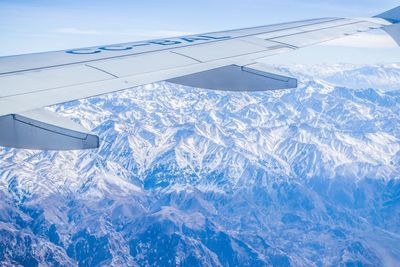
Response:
0,6,399,150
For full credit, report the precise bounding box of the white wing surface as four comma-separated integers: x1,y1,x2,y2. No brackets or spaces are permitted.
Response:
0,6,399,150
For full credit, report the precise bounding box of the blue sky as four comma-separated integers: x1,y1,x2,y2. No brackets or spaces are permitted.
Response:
0,0,399,64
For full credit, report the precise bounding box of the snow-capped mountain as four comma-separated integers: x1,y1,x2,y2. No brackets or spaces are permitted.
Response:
0,64,399,266
285,63,400,92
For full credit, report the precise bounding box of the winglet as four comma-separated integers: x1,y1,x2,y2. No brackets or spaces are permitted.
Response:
374,6,400,46
375,6,400,23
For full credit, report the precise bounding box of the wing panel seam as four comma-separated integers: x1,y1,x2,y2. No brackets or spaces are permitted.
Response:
169,51,203,63
84,64,119,78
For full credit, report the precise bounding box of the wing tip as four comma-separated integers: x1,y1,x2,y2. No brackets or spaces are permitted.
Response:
375,6,400,23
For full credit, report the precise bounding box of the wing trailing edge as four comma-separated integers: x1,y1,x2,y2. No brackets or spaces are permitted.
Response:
0,109,99,150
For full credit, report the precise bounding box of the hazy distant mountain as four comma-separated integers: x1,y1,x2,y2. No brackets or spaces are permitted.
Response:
0,64,399,266
285,63,400,91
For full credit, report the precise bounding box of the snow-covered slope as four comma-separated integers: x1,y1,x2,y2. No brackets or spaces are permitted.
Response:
286,63,400,91
0,64,399,266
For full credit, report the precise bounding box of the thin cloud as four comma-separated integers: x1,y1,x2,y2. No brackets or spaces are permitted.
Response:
148,30,195,37
113,30,195,38
53,28,193,38
54,28,103,35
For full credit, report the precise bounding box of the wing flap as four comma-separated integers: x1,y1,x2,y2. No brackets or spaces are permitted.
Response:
167,63,297,91
0,108,99,150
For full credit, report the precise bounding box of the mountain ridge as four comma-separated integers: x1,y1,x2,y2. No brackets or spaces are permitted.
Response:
0,64,399,266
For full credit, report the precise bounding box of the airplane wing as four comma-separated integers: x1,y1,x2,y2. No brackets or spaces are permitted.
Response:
1,6,399,150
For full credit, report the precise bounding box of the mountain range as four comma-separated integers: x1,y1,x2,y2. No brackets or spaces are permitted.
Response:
0,63,399,266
